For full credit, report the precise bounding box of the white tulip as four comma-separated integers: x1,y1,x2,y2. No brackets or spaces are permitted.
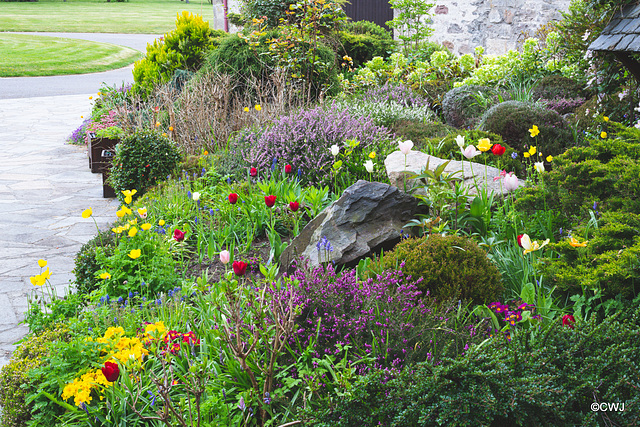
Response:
192,192,201,201
534,162,545,173
455,134,465,148
330,144,340,156
503,173,519,192
364,160,374,173
398,140,414,155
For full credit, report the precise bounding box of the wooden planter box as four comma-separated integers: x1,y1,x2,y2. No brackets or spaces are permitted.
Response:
88,133,118,173
100,149,117,198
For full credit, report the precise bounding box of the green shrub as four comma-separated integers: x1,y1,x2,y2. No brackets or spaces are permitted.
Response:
109,130,182,202
337,20,396,68
241,0,295,27
389,119,455,143
479,100,574,155
442,85,504,129
312,305,640,426
0,326,70,427
381,234,502,303
133,12,226,96
532,75,586,100
73,229,117,297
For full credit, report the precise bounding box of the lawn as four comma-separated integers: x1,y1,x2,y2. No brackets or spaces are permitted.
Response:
0,0,217,34
0,33,142,76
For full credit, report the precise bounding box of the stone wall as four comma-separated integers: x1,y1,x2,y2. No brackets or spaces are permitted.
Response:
424,0,572,55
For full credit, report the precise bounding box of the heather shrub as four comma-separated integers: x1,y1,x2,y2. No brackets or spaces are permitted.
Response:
337,20,396,68
542,96,586,115
312,305,640,426
442,85,504,129
331,97,435,129
0,326,71,427
239,105,392,187
381,234,503,304
109,130,182,202
361,82,430,108
479,100,574,155
286,262,484,369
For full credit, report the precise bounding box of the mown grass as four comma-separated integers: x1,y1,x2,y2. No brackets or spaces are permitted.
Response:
0,0,216,34
0,34,142,77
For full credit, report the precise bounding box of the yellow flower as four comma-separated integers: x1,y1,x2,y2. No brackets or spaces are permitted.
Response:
128,249,141,259
546,155,553,162
159,219,165,226
81,208,93,219
41,267,51,281
141,223,152,231
123,206,132,216
203,150,209,155
38,259,47,268
601,131,607,139
528,146,537,155
477,138,492,152
128,227,138,238
155,121,161,127
137,207,147,217
244,107,249,112
30,274,45,286
99,272,111,280
116,208,125,218
112,226,123,234
162,132,167,137
255,104,262,111
122,189,137,204
89,96,93,100
520,234,550,255
603,116,609,122
368,151,376,159
129,218,137,225
524,152,531,158
169,126,174,131
529,125,540,138
569,236,588,247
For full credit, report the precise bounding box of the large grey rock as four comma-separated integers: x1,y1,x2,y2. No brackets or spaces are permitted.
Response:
280,180,422,269
384,150,524,197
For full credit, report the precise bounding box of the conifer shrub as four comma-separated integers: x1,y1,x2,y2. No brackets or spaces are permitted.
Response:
442,85,504,129
381,234,502,304
480,100,574,155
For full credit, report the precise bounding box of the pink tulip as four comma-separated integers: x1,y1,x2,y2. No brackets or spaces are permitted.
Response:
219,250,230,265
503,173,519,192
461,145,481,159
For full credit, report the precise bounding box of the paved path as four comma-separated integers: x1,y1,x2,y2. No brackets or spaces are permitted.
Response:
0,33,161,366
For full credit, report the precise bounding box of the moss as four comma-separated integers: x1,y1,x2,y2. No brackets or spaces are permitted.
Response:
381,234,503,304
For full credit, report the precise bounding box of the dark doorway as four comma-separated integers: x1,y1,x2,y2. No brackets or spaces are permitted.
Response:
343,0,393,30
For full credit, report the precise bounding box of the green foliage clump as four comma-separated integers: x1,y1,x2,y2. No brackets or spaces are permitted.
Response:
337,20,395,68
133,12,226,96
532,74,586,100
109,129,181,202
381,234,502,303
480,100,574,155
0,326,70,427
312,305,640,426
240,0,295,27
389,119,455,143
442,85,503,129
73,229,116,297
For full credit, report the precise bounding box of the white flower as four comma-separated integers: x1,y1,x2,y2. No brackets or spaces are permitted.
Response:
582,31,590,41
398,140,414,155
192,192,201,201
364,160,374,173
330,144,340,156
534,162,545,173
520,233,550,255
634,120,640,129
461,145,481,159
618,89,629,101
503,173,519,192
455,134,465,148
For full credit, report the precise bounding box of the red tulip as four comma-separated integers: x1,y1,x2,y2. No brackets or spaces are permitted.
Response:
284,164,293,174
233,260,248,276
102,361,120,382
562,314,575,329
265,195,276,208
250,167,257,177
516,234,524,247
228,193,238,204
289,201,300,212
491,144,506,156
173,229,185,242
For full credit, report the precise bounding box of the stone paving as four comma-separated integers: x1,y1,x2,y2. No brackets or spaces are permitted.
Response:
0,94,118,367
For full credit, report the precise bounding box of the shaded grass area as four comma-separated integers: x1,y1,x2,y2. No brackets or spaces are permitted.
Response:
0,0,216,34
0,34,142,77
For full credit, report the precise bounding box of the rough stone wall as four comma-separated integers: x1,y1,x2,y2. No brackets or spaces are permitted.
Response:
408,0,572,55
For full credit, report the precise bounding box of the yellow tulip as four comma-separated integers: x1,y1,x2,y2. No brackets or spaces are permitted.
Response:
141,223,152,231
477,138,492,152
128,227,138,237
529,125,540,138
38,259,47,268
128,249,141,259
116,208,125,218
569,237,588,247
122,189,137,204
82,208,93,219
159,220,165,226
524,152,530,158
603,116,609,122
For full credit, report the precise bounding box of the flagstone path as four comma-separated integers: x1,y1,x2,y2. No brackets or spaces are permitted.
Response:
0,94,119,367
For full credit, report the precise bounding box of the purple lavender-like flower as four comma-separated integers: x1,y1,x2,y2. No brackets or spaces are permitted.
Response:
238,396,246,412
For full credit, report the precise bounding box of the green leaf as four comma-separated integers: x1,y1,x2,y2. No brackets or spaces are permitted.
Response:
521,282,535,304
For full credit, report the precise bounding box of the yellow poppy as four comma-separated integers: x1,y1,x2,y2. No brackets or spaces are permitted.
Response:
82,208,93,219
603,116,609,122
569,237,588,247
529,125,540,137
128,249,141,259
128,227,138,238
546,155,553,162
141,223,152,231
601,131,607,139
99,272,111,280
38,259,47,268
528,146,537,155
244,107,249,112
159,220,165,226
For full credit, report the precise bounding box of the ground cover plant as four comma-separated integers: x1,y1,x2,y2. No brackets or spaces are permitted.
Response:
5,1,640,425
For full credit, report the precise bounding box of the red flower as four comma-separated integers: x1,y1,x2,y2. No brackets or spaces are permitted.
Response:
233,261,248,276
102,361,120,382
284,164,293,174
289,201,300,212
491,144,506,156
562,314,576,329
182,331,200,345
517,234,524,247
250,167,258,177
173,229,185,242
265,195,276,208
228,193,238,204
